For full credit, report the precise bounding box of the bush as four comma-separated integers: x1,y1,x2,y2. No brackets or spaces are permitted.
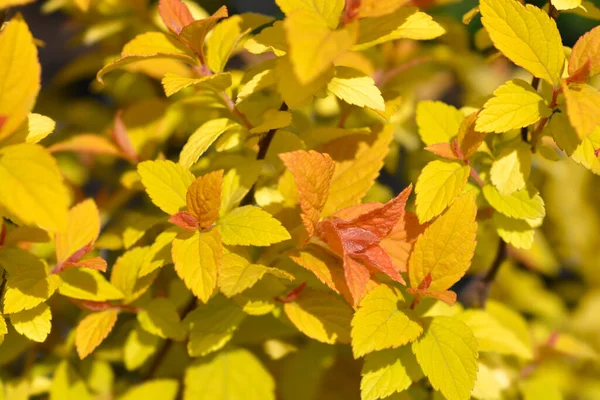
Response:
0,0,599,399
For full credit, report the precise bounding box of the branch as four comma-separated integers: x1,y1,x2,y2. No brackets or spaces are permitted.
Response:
240,102,288,206
459,238,507,308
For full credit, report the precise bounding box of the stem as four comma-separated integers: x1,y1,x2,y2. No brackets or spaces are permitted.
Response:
483,239,507,285
143,296,197,380
375,57,434,87
240,103,288,206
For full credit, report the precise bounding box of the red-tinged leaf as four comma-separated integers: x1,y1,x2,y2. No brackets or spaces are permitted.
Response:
336,185,412,240
595,148,600,158
186,170,223,228
276,282,307,303
566,58,592,85
179,6,228,60
380,211,427,273
333,203,380,220
407,287,457,306
169,211,199,231
66,256,108,272
569,25,600,78
53,242,94,273
457,112,487,160
71,299,115,311
342,0,361,25
0,221,6,246
353,244,405,285
159,0,195,35
279,150,335,238
424,143,459,160
112,111,139,162
343,254,371,305
48,134,125,158
0,115,7,131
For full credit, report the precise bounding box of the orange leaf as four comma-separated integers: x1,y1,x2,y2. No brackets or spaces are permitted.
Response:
280,150,335,237
48,134,124,158
186,170,223,228
179,6,228,59
55,199,101,267
569,25,600,78
158,0,195,35
111,110,139,162
343,254,372,306
65,257,108,272
380,211,427,273
424,142,459,160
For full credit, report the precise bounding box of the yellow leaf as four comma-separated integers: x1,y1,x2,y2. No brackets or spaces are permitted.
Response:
359,0,404,18
492,213,535,249
124,326,160,371
172,229,220,302
184,295,246,357
326,66,385,111
0,315,6,345
476,79,552,133
416,101,464,146
415,160,471,223
179,118,241,168
50,361,91,400
321,125,393,215
284,288,353,344
351,285,423,358
244,21,288,56
0,0,34,9
456,309,533,359
218,250,292,297
571,126,600,175
480,0,564,85
217,205,290,246
10,303,52,343
58,268,124,302
75,309,118,359
97,32,197,84
412,316,478,400
138,159,195,215
354,7,445,50
205,14,274,73
552,0,582,11
471,363,504,400
482,184,545,219
3,113,56,146
490,141,532,195
569,25,600,77
249,108,292,133
562,83,600,139
0,144,69,232
275,56,333,109
55,199,100,264
279,150,335,237
184,348,275,400
409,193,477,293
120,380,179,400
137,297,186,340
186,170,223,227
220,160,265,214
0,14,40,140
276,0,344,28
179,5,229,59
360,347,423,400
110,246,156,304
0,248,60,314
236,68,277,104
161,72,232,97
284,8,356,84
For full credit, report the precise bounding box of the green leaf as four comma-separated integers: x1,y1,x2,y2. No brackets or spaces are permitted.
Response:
184,295,246,357
137,160,195,215
415,160,471,223
184,348,275,400
217,205,290,246
351,285,423,358
361,347,423,400
283,288,353,344
137,297,186,340
111,246,156,304
412,316,478,400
